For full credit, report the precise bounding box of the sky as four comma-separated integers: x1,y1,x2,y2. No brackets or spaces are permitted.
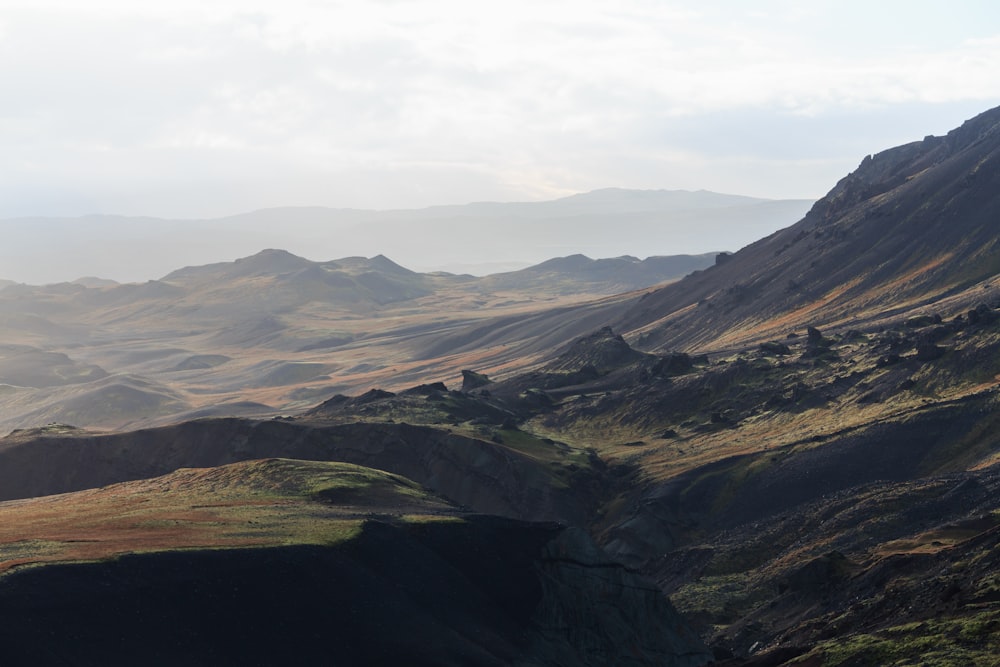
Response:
1,1,999,219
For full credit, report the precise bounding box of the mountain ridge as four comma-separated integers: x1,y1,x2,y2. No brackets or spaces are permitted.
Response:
0,188,813,285
597,104,1000,353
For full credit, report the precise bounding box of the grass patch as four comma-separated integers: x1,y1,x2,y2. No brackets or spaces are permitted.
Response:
802,611,1000,666
0,459,462,573
671,573,754,623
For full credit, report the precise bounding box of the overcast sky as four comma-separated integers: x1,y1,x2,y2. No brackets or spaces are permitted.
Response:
1,1,999,219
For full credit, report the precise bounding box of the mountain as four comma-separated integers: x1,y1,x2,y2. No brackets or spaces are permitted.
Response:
423,105,1000,363
354,191,813,274
480,253,719,295
0,189,812,284
4,109,1000,665
455,107,1000,664
0,248,714,433
610,106,1000,353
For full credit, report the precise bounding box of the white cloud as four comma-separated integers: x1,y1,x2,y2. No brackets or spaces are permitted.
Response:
0,1,999,217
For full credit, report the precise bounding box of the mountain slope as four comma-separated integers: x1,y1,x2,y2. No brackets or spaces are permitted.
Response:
480,253,718,295
610,105,1000,353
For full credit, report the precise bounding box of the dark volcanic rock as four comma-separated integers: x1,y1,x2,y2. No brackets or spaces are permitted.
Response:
530,526,711,666
350,388,396,404
967,303,996,325
462,369,493,392
0,518,710,667
400,381,449,395
654,352,695,375
548,326,650,374
915,342,946,361
758,341,791,356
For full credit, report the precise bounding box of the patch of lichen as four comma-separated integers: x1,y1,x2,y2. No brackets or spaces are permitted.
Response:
797,611,1000,666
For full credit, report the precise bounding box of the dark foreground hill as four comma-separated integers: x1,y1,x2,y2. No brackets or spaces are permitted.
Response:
0,525,708,667
0,459,708,666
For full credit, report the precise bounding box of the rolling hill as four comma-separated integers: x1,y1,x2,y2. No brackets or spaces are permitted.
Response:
0,249,715,433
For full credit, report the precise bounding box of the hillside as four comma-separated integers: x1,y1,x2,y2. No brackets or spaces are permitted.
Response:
0,458,708,666
419,105,1000,364
0,250,710,433
612,106,1000,353
2,107,1000,665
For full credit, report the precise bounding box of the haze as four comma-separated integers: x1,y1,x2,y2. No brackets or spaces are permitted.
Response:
1,1,999,280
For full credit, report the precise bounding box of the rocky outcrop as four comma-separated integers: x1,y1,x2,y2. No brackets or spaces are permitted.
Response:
462,369,493,392
527,526,711,667
548,327,651,374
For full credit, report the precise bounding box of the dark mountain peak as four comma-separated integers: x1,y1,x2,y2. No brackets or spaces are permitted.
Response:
234,248,313,273
528,254,595,272
322,255,416,277
944,103,1000,149
367,254,417,276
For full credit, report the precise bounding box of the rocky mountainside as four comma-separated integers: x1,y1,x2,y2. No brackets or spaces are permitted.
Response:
418,105,1000,366
613,106,1000,353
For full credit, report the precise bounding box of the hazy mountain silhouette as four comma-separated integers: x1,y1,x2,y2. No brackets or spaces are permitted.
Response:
0,189,812,284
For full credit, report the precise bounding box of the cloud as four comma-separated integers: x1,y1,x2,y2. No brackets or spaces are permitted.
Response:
0,1,999,216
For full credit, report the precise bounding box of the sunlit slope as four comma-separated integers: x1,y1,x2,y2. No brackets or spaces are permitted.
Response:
0,458,456,571
611,106,1000,353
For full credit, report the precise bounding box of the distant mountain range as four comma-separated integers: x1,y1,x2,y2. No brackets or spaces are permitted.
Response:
0,189,813,284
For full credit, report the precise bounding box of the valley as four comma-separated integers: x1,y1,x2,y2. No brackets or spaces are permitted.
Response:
2,107,1000,664
0,251,712,433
